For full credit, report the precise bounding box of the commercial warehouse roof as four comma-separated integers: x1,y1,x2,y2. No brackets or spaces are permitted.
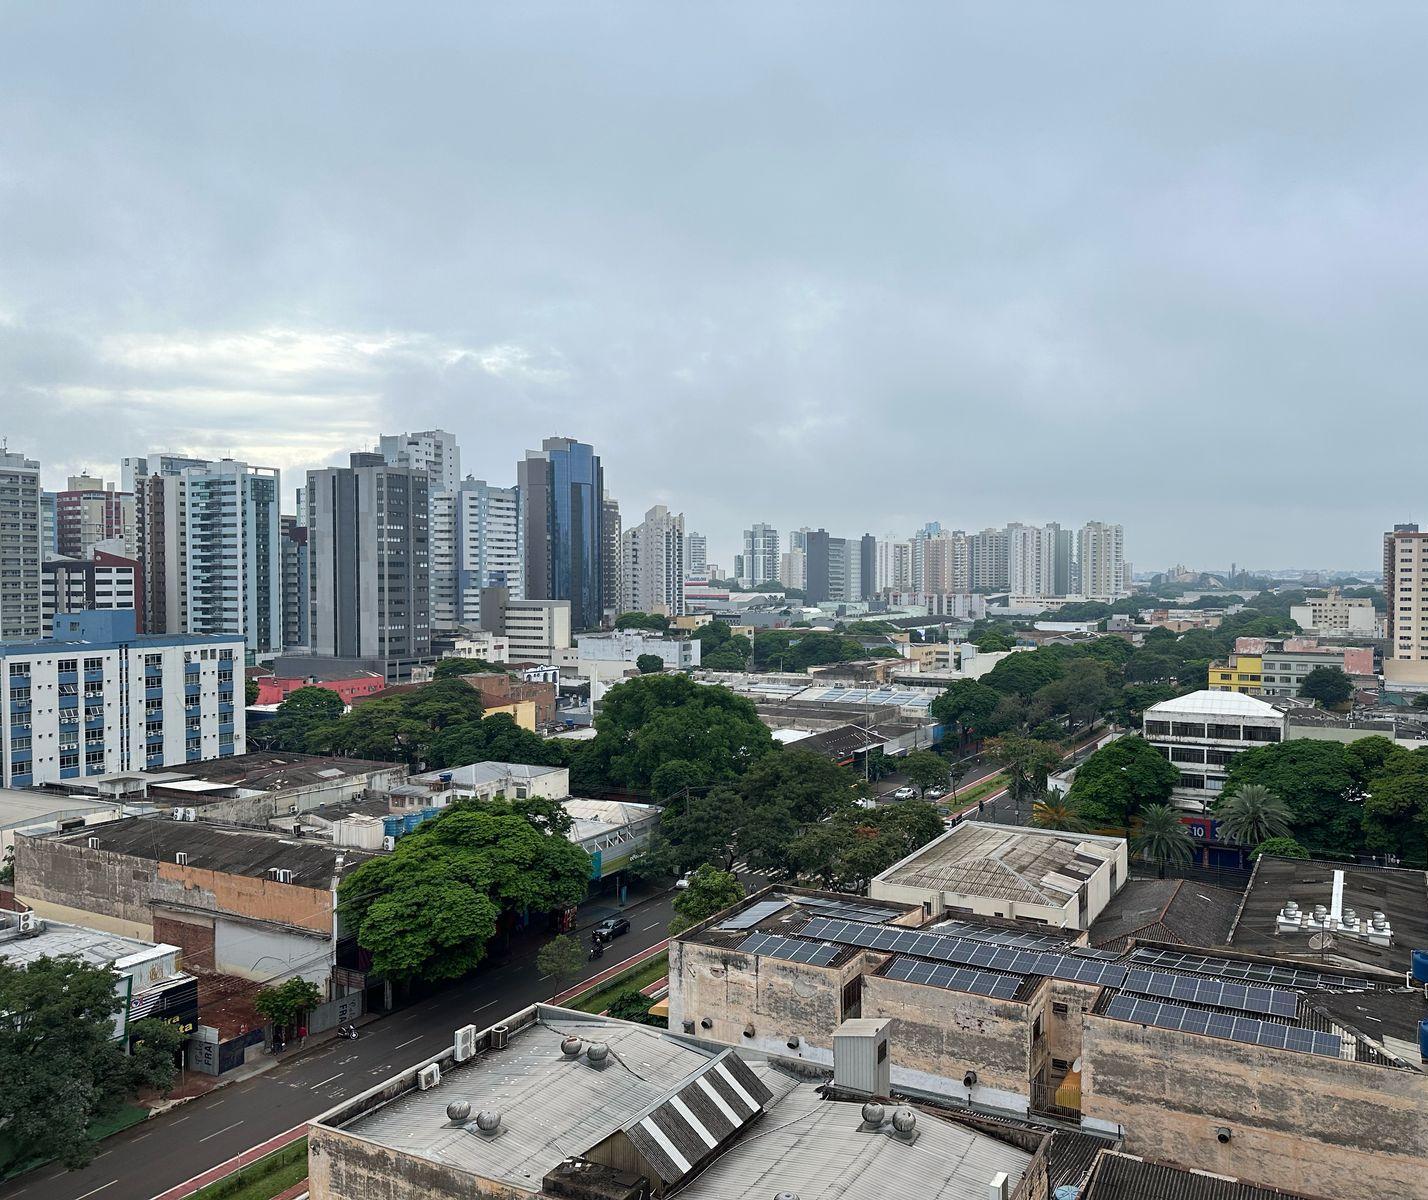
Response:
1089,878,1244,953
1145,690,1282,719
123,751,399,797
1080,1150,1325,1200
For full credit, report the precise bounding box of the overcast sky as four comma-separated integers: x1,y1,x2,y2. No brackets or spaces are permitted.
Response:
1,4,1421,573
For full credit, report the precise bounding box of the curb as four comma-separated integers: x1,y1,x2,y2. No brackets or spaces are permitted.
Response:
148,1123,308,1200
550,939,670,1006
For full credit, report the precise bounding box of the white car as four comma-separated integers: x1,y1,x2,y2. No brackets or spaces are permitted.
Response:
924,786,947,799
674,871,693,890
892,786,917,800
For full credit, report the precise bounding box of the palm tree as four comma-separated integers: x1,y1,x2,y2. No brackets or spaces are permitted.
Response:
1032,789,1090,833
1131,804,1194,877
1214,784,1293,848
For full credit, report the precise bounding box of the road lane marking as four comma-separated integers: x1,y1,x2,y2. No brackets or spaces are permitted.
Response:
474,1000,497,1012
73,1183,117,1200
310,1073,344,1089
394,1035,424,1050
170,1116,190,1125
640,921,661,930
130,1132,151,1142
197,1121,245,1143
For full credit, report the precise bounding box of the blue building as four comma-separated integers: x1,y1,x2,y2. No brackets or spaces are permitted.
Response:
518,437,606,631
0,610,244,788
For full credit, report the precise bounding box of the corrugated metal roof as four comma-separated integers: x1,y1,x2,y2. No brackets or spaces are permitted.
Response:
1082,1150,1322,1200
678,1086,1032,1200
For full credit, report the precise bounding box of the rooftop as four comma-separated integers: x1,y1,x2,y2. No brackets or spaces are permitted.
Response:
38,817,369,887
1080,1150,1324,1200
561,797,660,843
408,761,566,790
0,913,176,972
1088,878,1244,953
683,887,920,952
0,788,119,829
873,821,1122,906
1229,855,1428,977
319,1007,1034,1200
1145,690,1283,719
122,751,399,799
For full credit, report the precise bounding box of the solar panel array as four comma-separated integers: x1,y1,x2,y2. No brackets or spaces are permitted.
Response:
798,916,1130,987
716,898,792,931
883,955,1022,999
1104,994,1343,1059
1123,968,1299,1018
796,894,905,924
931,918,1073,952
734,932,842,967
1129,947,1372,993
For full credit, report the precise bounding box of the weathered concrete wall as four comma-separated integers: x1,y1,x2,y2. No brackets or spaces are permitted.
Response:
214,917,328,983
1080,1014,1428,1197
161,766,407,826
862,974,1033,1111
1045,980,1097,1068
308,1127,527,1200
154,861,332,933
13,832,156,932
153,910,214,968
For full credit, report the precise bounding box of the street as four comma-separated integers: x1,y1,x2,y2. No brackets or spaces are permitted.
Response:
0,892,679,1200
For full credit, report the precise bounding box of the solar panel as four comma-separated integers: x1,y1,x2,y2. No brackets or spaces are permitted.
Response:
1129,946,1372,993
933,919,1072,952
1122,968,1299,1018
734,932,842,967
796,894,903,924
716,898,792,931
1102,995,1342,1059
883,955,1022,999
798,915,1129,988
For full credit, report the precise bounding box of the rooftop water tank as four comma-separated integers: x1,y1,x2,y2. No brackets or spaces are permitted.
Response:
1411,949,1428,984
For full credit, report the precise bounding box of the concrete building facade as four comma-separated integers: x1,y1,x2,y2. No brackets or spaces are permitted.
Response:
621,505,685,617
0,450,42,641
1142,690,1283,807
740,523,780,588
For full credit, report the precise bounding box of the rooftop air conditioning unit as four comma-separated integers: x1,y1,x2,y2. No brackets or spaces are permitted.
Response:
382,835,396,852
454,1024,478,1062
16,911,37,933
175,852,188,866
417,1063,441,1090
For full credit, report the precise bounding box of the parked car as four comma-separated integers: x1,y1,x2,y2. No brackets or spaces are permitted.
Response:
593,916,631,942
892,786,917,800
674,871,694,890
924,786,947,799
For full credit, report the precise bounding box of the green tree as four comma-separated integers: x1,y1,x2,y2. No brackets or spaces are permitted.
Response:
0,958,180,1170
929,679,1002,744
733,750,869,874
340,799,591,982
427,712,571,771
1300,665,1354,708
975,629,1015,652
245,678,260,705
636,653,664,675
1221,740,1361,855
589,675,774,792
1034,658,1114,731
1413,693,1428,710
256,684,345,751
433,657,503,678
615,612,671,632
1131,804,1194,875
692,620,732,648
311,679,486,767
901,750,950,796
785,801,943,891
1213,784,1293,847
649,758,708,801
1360,769,1428,864
606,988,667,1027
1067,735,1179,829
984,649,1064,699
536,935,586,989
254,977,323,1031
1032,790,1090,833
986,736,1063,806
1252,836,1310,861
701,635,752,671
644,786,746,873
669,864,745,934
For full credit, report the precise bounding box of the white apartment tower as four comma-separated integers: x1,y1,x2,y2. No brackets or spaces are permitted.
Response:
684,531,708,580
132,458,283,655
431,478,522,630
1078,521,1126,599
0,450,42,640
877,539,914,593
741,523,780,588
1007,523,1060,598
378,429,461,497
622,505,686,617
1385,523,1428,668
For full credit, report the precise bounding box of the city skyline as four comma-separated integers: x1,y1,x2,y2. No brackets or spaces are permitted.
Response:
3,5,1424,567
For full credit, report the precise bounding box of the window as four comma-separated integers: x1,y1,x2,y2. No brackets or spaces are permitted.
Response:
1052,1002,1069,1016
1144,720,1171,736
1170,722,1206,738
57,659,77,673
59,752,79,769
83,657,102,672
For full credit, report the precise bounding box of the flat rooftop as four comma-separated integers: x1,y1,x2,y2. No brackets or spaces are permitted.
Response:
683,888,920,953
874,821,1123,906
407,761,565,789
39,817,370,887
319,1008,1034,1200
0,788,119,827
1229,855,1428,977
0,913,175,971
124,751,399,798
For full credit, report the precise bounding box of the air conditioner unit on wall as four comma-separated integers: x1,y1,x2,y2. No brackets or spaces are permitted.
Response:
417,1063,441,1090
454,1024,478,1062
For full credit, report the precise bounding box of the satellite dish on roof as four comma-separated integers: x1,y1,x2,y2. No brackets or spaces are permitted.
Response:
1309,932,1337,952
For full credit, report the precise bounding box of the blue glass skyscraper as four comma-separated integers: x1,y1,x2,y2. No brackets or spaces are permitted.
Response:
518,437,605,631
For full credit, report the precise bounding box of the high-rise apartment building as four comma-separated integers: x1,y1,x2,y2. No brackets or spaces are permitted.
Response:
804,530,831,603
1007,523,1061,597
919,531,971,593
280,515,309,652
307,453,431,672
1385,523,1428,668
601,492,621,620
132,458,282,655
1051,524,1075,596
378,429,461,497
968,527,1009,592
0,450,42,640
1077,521,1126,599
805,531,860,603
877,539,914,593
432,478,521,629
788,527,812,556
39,492,57,558
741,524,780,587
684,531,708,579
41,550,141,636
0,610,244,788
479,587,571,665
778,549,806,591
55,475,135,560
621,505,685,617
517,438,606,632
858,534,877,601
120,454,211,493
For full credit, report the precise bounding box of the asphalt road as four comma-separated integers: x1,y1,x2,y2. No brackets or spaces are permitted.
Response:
3,891,680,1200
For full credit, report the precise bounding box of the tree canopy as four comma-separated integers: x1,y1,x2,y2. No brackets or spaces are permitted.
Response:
339,798,591,982
1221,740,1362,855
784,802,943,892
901,750,951,795
0,957,181,1170
669,865,745,934
433,657,504,679
1300,665,1354,708
636,653,664,674
1067,735,1179,829
615,611,671,632
929,679,1002,743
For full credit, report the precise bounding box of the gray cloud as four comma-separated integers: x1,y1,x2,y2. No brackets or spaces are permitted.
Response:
1,2,1423,572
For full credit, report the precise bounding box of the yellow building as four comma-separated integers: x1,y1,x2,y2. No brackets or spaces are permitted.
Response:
485,699,537,730
1208,653,1262,694
672,613,713,631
